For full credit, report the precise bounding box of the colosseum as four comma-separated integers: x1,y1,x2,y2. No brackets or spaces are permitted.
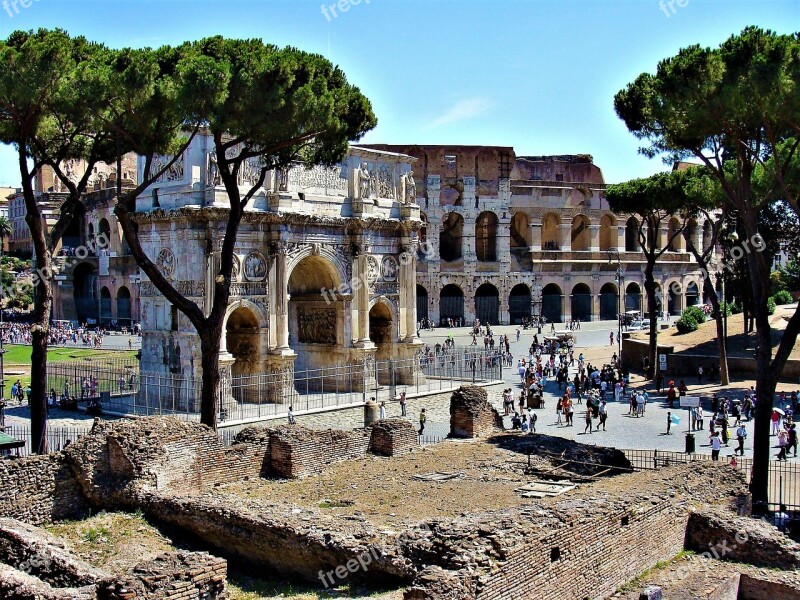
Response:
366,145,713,326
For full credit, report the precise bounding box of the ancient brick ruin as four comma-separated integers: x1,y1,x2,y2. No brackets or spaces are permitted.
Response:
0,410,797,599
449,385,503,438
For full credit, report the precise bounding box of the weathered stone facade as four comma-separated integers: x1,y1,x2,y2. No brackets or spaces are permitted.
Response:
133,134,424,409
367,145,715,325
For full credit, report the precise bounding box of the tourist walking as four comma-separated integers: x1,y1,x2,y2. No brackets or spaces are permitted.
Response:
666,411,673,435
418,408,427,435
598,401,607,431
789,424,797,458
584,408,593,434
399,391,407,417
710,432,721,461
379,400,386,420
287,406,296,425
735,423,747,456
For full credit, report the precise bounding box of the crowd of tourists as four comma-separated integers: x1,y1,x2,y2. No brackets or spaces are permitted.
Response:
0,322,106,347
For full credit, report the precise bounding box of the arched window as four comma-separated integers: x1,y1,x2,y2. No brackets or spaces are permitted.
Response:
100,286,112,325
667,218,683,252
625,217,639,252
416,285,429,322
599,215,615,252
475,212,498,262
117,286,132,325
599,282,618,321
542,213,561,250
475,283,500,325
571,215,590,251
510,212,529,249
440,213,464,262
439,284,464,325
541,283,563,323
571,283,592,321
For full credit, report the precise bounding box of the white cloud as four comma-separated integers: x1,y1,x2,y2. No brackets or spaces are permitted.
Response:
426,97,494,129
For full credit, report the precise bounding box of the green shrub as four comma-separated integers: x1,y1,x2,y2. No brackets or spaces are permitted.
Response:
731,300,743,315
683,305,706,324
675,314,698,334
718,302,733,317
767,297,776,315
773,290,793,305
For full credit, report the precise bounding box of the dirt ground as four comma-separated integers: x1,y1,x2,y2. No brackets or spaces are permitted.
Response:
219,438,535,529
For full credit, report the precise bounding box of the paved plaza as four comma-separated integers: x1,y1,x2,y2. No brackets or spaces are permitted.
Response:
4,320,799,464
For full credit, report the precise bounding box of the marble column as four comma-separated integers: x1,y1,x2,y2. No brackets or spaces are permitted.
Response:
399,250,418,342
590,224,600,252
355,254,373,347
529,222,542,252
275,250,290,350
561,222,572,251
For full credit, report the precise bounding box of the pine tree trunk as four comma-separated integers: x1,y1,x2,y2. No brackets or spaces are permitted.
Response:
199,320,224,430
29,286,50,454
29,235,52,454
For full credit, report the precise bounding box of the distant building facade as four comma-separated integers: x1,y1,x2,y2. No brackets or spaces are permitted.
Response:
366,145,716,325
7,154,143,327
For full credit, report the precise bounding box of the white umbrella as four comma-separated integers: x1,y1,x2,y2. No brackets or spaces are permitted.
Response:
773,408,786,416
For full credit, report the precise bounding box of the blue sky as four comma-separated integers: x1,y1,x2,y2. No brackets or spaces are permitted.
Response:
0,0,796,186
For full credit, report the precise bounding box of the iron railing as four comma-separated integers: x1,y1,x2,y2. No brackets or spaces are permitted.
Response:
41,348,502,425
622,448,799,511
2,424,92,457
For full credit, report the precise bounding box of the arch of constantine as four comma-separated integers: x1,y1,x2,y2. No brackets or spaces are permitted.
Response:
134,133,424,407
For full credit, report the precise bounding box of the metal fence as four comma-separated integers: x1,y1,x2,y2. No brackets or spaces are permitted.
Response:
48,348,502,425
2,424,92,456
622,448,800,511
46,354,141,400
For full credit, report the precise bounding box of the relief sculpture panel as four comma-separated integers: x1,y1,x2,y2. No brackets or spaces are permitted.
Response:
297,307,337,345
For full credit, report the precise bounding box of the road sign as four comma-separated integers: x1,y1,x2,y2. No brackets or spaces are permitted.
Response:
680,396,700,408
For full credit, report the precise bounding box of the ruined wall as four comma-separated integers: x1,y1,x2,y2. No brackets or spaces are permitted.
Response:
370,419,418,456
0,455,87,526
139,492,413,585
96,551,227,600
267,426,372,478
403,464,751,600
65,418,269,509
686,508,800,570
0,517,228,600
449,386,503,438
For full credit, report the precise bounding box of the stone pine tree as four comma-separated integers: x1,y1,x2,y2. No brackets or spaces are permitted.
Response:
605,172,689,379
113,37,377,430
0,30,208,454
0,30,115,454
613,26,800,511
